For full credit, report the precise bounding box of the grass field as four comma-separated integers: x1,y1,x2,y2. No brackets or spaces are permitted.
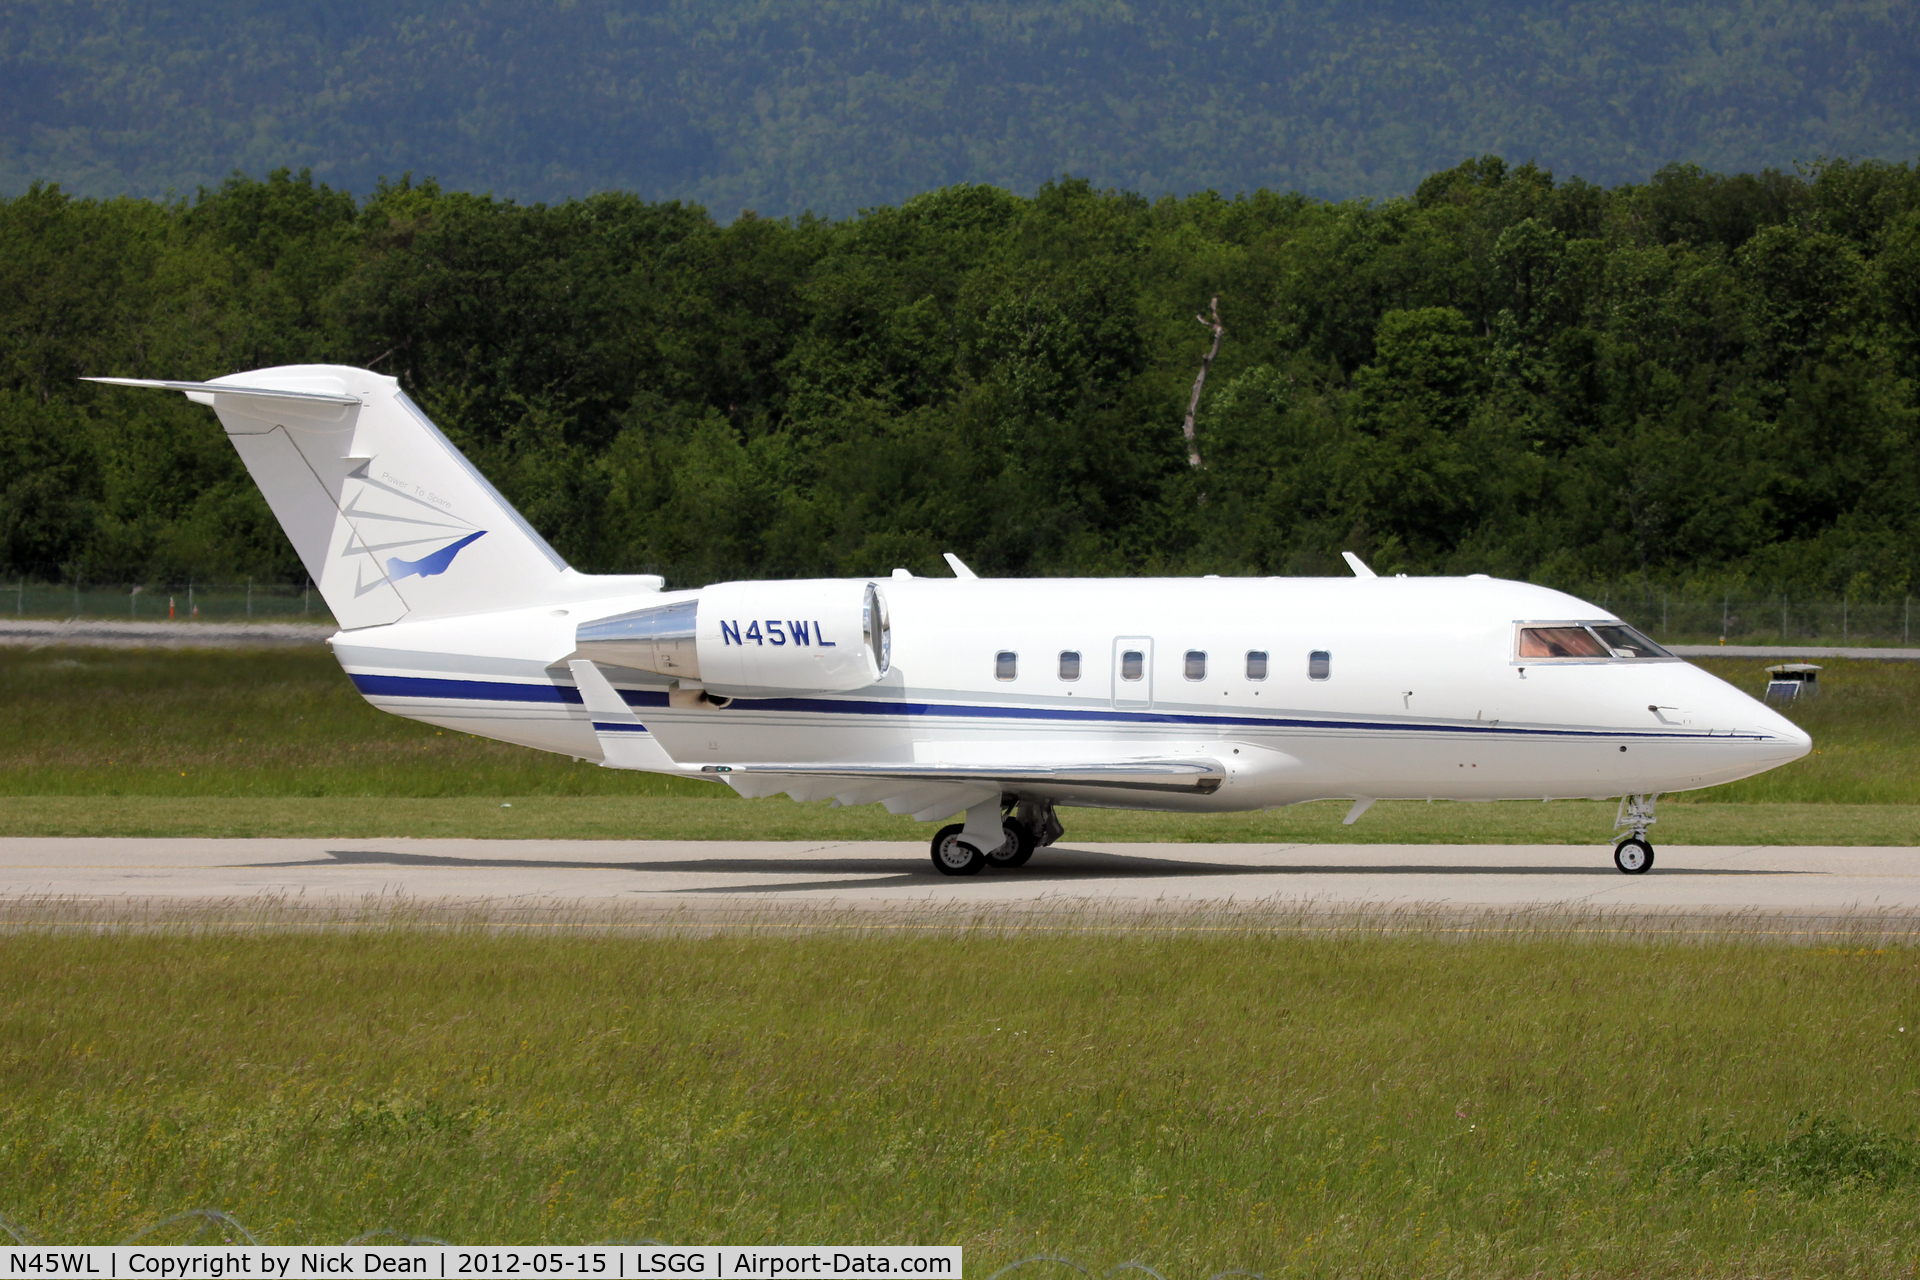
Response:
3,922,1920,1274
6,652,1919,1271
0,646,1914,841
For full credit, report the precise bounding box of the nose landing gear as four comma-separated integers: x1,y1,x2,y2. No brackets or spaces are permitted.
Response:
1613,836,1654,874
1612,793,1657,874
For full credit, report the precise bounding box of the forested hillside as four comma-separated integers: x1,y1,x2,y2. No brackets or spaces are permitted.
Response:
4,157,1919,596
3,1,1918,216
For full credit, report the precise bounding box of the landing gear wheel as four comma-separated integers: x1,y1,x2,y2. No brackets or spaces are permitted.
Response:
986,818,1036,869
1614,837,1655,875
930,823,986,876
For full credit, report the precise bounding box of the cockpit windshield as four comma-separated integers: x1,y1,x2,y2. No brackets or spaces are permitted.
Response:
1516,622,1672,661
1588,624,1670,658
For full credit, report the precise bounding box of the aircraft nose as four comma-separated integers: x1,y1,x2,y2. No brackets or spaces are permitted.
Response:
1723,682,1812,761
1763,705,1814,758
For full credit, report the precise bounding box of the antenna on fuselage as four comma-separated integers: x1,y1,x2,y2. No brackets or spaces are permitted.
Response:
1342,551,1377,579
943,552,978,580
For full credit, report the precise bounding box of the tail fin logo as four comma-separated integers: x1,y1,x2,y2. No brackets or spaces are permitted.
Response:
388,530,488,581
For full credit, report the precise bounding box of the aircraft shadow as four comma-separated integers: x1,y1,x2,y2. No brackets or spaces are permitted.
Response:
235,847,1799,896
665,849,1799,895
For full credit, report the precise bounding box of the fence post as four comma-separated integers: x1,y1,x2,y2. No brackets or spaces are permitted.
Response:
247,576,253,619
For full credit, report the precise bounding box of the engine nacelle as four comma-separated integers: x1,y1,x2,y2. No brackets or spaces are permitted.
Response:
575,579,889,697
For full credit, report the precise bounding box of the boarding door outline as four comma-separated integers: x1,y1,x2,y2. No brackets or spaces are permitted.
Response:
1112,636,1154,710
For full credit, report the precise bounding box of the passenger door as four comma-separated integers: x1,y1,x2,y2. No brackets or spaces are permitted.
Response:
1112,636,1153,709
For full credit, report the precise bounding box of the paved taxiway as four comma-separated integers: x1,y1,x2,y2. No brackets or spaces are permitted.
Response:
3,838,1919,917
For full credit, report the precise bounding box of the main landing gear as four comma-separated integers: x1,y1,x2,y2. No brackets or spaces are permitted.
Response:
929,797,1063,876
1612,793,1657,875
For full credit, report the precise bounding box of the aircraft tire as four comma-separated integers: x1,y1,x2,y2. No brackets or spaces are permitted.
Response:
1613,837,1655,875
986,818,1037,869
930,823,986,876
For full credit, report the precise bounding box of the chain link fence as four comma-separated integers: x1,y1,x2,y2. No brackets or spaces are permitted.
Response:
1575,588,1915,648
0,576,333,626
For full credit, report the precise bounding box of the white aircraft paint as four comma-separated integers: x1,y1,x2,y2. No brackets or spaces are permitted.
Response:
90,365,1812,874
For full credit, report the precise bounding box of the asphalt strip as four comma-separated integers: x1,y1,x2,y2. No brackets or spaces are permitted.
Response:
2,838,1918,933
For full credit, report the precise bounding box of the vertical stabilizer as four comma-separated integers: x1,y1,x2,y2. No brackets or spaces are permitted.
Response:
88,365,589,627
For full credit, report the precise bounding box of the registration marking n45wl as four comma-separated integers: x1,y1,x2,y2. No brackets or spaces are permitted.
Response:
719,621,837,647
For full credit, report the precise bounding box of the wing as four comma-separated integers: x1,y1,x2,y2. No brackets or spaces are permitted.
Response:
566,660,1226,819
703,758,1226,821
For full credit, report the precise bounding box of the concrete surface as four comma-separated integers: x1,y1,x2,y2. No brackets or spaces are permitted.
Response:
2,837,1917,920
0,619,333,648
1669,644,1920,660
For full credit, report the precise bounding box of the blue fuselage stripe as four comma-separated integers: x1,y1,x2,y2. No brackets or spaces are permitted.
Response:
351,673,582,704
347,672,1769,742
348,673,669,707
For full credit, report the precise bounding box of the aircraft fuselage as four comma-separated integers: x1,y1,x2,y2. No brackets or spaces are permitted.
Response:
334,574,1809,812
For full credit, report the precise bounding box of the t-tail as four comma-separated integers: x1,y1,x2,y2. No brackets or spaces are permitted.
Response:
87,365,658,626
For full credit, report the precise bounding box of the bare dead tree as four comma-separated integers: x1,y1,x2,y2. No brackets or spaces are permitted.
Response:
1182,296,1224,469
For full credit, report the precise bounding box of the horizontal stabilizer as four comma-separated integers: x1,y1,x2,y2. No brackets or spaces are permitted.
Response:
83,377,362,406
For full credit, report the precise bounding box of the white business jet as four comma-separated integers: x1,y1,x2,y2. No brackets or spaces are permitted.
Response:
91,365,1812,876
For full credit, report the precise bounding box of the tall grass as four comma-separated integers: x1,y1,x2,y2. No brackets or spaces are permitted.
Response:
1695,658,1920,803
3,920,1919,1274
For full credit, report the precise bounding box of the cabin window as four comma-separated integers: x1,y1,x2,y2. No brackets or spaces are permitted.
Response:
995,651,1017,681
1058,650,1081,681
1184,650,1206,680
1245,650,1268,680
1308,650,1331,680
1120,649,1144,681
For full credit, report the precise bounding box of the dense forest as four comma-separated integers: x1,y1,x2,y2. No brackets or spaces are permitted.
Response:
4,1,1920,216
3,156,1920,597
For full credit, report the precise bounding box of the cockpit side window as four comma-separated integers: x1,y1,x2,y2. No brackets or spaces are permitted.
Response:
1516,623,1673,661
1518,626,1610,659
